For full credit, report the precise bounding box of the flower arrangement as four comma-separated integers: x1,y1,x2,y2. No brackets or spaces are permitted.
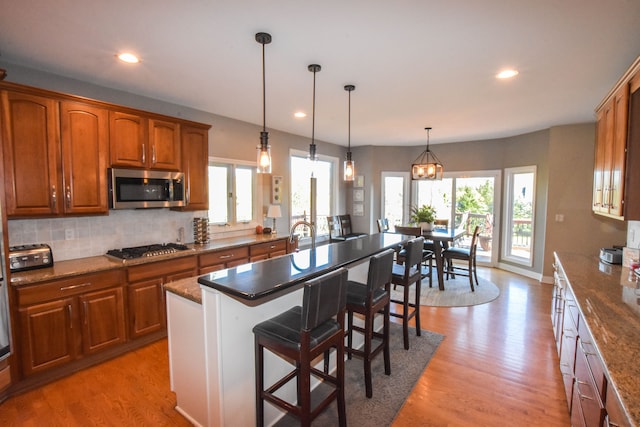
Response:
410,204,436,224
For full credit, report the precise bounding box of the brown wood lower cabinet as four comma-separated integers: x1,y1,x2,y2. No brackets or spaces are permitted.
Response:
198,246,249,274
16,270,126,377
249,240,287,262
552,254,631,427
126,256,197,338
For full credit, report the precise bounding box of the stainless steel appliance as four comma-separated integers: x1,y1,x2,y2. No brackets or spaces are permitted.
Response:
108,168,186,209
106,243,190,260
600,247,623,265
9,244,53,272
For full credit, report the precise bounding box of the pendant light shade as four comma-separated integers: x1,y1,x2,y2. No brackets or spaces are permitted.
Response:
256,32,272,174
344,84,355,182
411,127,443,180
308,64,321,168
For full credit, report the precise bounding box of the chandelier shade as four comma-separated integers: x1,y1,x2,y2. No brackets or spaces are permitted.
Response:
256,32,272,174
344,84,355,181
411,127,443,180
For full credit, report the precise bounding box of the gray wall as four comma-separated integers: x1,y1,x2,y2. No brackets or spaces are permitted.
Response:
0,60,628,277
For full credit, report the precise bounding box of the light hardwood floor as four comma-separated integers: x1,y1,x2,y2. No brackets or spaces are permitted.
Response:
0,267,570,426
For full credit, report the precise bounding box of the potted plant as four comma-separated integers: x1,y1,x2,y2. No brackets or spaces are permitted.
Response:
410,204,437,232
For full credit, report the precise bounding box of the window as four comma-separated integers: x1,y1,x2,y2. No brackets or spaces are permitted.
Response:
503,166,536,266
290,150,338,237
208,158,257,227
381,172,410,230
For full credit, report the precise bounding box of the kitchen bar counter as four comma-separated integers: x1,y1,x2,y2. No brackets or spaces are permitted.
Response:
9,233,289,286
555,252,640,426
166,232,408,426
198,232,407,302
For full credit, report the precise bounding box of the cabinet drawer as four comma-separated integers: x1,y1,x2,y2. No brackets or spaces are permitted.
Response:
605,385,632,427
199,247,249,268
16,269,125,306
250,240,287,257
127,256,197,282
577,321,606,399
574,342,605,427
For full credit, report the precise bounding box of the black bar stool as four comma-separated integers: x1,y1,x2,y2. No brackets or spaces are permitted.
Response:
390,237,424,350
253,268,348,427
345,248,395,398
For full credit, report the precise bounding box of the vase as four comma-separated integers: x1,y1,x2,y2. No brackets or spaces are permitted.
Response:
420,222,434,232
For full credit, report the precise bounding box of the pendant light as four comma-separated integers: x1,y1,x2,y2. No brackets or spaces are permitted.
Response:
411,127,444,180
343,84,356,181
256,32,272,174
308,64,321,167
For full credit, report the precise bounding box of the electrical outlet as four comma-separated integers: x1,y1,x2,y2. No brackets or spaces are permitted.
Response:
65,229,74,240
555,214,564,222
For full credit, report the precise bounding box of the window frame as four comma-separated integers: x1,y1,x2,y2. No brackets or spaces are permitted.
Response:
502,165,536,266
208,156,259,231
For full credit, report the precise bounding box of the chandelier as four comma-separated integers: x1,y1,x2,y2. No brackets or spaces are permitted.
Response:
411,127,443,180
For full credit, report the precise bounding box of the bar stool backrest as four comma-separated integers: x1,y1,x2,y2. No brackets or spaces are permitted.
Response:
367,249,394,293
301,268,348,331
405,237,425,271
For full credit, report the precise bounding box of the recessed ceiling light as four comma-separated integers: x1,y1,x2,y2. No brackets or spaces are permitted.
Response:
497,69,518,79
117,52,140,64
294,111,306,118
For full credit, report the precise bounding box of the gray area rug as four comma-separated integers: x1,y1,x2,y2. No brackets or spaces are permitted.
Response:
392,274,500,307
275,323,444,426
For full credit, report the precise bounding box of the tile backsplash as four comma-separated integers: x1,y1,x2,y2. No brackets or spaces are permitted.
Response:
8,210,203,261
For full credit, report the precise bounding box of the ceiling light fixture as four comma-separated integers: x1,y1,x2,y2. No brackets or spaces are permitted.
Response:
294,111,306,118
497,69,519,79
411,127,443,180
117,52,140,64
308,64,321,167
256,32,272,174
344,84,356,182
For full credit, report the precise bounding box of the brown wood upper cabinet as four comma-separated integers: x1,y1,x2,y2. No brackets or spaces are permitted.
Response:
1,90,108,217
176,125,209,210
593,55,640,220
109,111,181,171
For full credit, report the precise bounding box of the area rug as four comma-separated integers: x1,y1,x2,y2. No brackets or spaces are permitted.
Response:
392,274,500,307
275,323,444,426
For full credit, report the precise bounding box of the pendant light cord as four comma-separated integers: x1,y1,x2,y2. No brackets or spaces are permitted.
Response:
262,41,266,132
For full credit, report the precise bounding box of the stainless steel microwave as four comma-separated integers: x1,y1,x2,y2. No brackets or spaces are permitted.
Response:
108,168,186,209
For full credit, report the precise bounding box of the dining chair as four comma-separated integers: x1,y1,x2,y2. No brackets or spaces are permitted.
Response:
345,248,394,398
376,218,389,232
442,225,481,291
390,237,424,350
253,268,348,427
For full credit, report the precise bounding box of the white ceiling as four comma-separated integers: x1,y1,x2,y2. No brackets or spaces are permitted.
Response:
1,0,639,147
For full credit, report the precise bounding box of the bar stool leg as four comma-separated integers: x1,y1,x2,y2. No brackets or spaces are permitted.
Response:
255,339,265,427
383,302,391,375
415,278,422,335
364,306,374,398
402,285,410,350
336,342,347,427
347,310,354,360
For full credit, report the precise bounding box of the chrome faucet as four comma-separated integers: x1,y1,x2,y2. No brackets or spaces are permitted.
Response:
289,220,316,251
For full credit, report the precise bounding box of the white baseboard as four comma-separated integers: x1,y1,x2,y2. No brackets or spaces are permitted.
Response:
497,262,543,281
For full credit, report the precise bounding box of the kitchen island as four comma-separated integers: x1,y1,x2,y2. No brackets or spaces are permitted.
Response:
165,233,408,427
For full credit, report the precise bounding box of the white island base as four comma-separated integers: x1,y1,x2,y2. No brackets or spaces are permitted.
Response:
166,261,370,427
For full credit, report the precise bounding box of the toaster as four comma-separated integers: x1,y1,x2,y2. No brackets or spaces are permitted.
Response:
9,244,54,272
599,247,623,265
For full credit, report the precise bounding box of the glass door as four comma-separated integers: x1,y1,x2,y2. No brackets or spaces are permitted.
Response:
381,172,410,231
413,170,501,266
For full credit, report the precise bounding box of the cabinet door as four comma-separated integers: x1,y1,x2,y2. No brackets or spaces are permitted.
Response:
1,91,60,216
609,87,628,217
593,107,608,212
109,111,147,168
19,298,77,376
179,125,209,210
149,119,181,170
128,278,165,339
60,101,109,214
80,287,126,354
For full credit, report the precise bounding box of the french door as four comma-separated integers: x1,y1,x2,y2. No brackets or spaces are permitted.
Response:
412,170,501,266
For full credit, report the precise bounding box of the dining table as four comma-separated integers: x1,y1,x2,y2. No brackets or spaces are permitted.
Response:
395,226,466,290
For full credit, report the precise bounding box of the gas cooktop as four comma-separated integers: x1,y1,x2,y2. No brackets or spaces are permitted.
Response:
106,243,190,260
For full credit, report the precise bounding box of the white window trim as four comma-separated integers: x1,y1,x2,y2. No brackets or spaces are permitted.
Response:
381,171,410,225
502,165,536,267
289,149,340,230
208,156,262,233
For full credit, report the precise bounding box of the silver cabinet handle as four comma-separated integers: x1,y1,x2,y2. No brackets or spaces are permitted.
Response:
67,304,73,329
52,185,57,209
66,185,71,208
219,254,233,259
152,144,157,165
141,143,146,164
60,282,92,291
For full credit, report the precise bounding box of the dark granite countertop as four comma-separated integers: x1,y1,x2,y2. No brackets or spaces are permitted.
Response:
555,251,640,426
9,234,290,286
198,232,408,303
